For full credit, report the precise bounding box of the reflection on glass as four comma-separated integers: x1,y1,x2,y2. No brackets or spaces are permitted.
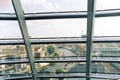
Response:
21,0,87,13
26,19,87,38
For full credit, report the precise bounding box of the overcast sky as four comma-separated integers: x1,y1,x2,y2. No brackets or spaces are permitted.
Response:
0,0,120,38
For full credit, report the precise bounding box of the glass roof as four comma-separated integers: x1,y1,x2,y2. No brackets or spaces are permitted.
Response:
21,0,87,13
0,0,14,13
94,16,120,36
0,21,22,38
0,0,120,80
26,19,86,38
96,0,120,10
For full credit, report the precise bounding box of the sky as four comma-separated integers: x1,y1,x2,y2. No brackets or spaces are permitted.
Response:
0,0,120,38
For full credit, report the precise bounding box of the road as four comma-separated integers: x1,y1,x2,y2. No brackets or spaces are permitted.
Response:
44,48,77,73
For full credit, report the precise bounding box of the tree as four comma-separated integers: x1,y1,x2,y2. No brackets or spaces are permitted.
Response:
50,63,55,66
55,68,64,73
54,52,59,57
47,46,55,55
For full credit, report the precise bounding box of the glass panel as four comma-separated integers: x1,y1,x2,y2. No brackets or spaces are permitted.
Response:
21,0,87,13
32,44,86,58
0,45,30,78
35,62,86,73
94,17,120,36
0,45,27,58
0,0,14,13
0,21,22,38
93,43,120,57
92,43,120,75
26,19,87,38
92,62,120,74
0,63,31,74
96,0,120,10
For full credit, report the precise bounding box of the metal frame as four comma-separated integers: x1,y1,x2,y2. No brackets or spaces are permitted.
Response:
1,10,120,20
2,73,120,80
0,0,119,80
86,0,96,80
11,0,37,80
0,57,120,65
1,37,120,45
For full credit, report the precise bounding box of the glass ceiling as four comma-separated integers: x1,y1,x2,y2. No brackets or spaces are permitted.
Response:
21,0,87,13
26,19,87,38
0,0,120,38
0,0,120,80
96,0,120,10
0,0,14,13
0,21,22,38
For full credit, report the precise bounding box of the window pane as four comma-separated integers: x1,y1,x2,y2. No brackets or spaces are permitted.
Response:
92,62,120,74
0,0,14,13
21,0,87,13
0,45,27,58
0,21,22,38
0,45,30,76
92,43,120,75
35,62,86,73
26,19,87,38
94,17,120,36
32,44,86,58
96,0,120,10
93,43,120,57
0,63,31,74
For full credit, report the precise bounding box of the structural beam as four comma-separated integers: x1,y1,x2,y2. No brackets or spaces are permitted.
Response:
1,37,120,45
1,10,120,20
86,0,96,80
11,0,37,80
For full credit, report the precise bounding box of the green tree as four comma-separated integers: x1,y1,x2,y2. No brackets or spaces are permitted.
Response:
55,68,64,73
50,63,55,66
54,52,59,57
47,46,55,55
